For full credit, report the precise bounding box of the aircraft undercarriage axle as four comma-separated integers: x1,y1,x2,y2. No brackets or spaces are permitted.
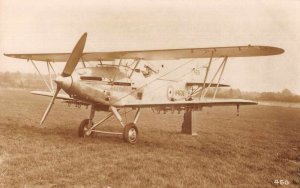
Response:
78,105,141,144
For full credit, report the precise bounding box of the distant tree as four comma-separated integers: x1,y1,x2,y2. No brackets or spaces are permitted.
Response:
259,92,276,101
281,88,293,96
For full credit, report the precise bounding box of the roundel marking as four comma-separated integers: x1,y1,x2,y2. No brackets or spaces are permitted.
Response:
166,85,174,101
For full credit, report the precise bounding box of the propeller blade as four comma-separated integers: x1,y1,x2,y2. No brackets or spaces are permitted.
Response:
40,87,61,125
62,32,87,77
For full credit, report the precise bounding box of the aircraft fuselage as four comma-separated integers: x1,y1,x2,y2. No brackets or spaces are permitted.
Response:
57,66,190,108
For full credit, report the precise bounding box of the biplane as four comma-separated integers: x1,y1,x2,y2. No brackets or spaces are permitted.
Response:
4,33,284,143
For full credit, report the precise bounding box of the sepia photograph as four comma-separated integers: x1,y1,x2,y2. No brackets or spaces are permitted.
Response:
0,0,299,187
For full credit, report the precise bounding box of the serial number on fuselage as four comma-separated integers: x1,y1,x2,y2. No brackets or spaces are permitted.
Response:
174,89,186,96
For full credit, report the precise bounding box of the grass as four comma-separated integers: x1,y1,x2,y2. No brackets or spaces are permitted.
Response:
0,88,299,187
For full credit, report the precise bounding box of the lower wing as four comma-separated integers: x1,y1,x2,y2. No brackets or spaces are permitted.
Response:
31,90,72,100
30,90,90,106
31,90,257,109
119,99,257,109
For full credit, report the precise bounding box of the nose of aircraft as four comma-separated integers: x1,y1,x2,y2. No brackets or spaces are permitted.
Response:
55,75,72,90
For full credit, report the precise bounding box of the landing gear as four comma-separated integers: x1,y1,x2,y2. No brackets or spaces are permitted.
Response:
123,123,138,144
78,119,94,137
78,105,141,143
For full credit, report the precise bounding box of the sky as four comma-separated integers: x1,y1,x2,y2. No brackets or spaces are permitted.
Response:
0,0,299,94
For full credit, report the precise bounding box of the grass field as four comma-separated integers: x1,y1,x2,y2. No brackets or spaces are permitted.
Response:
0,88,299,187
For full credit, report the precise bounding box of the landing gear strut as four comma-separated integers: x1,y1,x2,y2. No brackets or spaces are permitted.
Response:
78,105,141,144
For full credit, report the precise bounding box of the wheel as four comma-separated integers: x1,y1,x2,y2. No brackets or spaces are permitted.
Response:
78,119,94,137
123,123,138,144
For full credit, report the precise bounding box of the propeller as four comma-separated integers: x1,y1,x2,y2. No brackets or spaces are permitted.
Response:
40,32,87,125
62,33,87,77
40,86,61,125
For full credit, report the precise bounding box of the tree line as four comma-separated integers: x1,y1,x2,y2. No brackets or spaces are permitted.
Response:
210,88,300,103
0,71,47,89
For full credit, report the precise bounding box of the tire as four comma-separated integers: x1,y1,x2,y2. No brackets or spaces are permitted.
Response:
78,119,94,137
123,123,138,144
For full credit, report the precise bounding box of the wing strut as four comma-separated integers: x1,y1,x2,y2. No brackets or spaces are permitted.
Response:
200,51,214,99
129,59,140,78
48,61,57,75
81,57,86,68
202,56,228,98
29,59,52,91
98,58,103,67
213,57,228,98
46,61,54,91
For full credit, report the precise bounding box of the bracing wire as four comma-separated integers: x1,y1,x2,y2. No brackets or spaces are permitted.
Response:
114,58,197,103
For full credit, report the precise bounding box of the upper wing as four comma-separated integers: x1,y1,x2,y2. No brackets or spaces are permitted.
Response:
118,99,257,108
4,45,284,62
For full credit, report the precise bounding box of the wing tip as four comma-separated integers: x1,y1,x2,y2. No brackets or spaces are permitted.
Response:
3,53,27,59
3,53,11,57
260,46,285,56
